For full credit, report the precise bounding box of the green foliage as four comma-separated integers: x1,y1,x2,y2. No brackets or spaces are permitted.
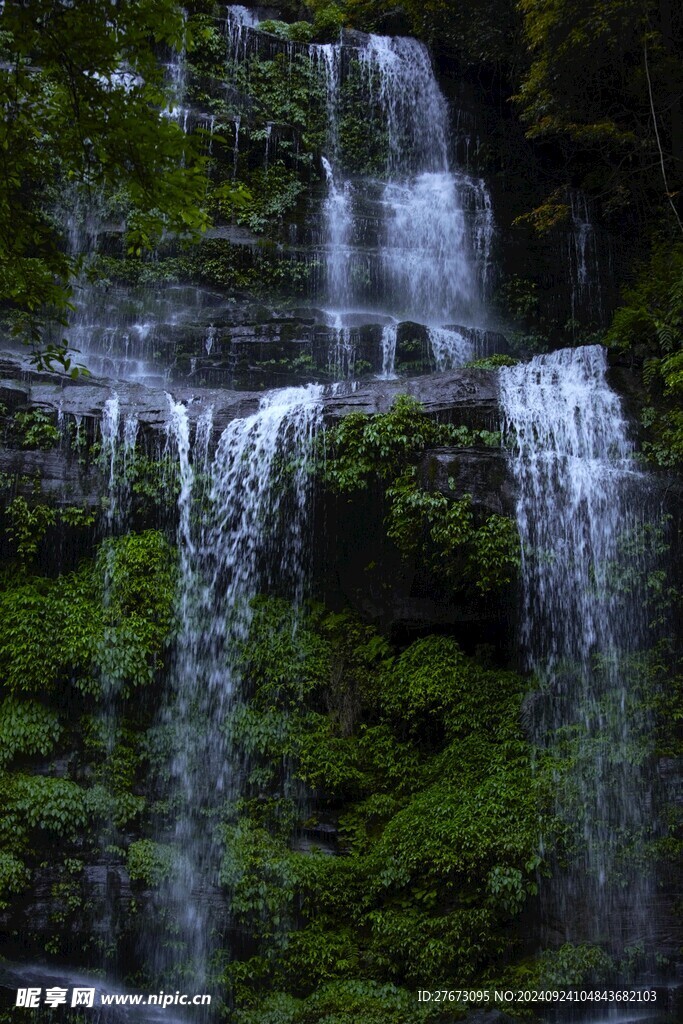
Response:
0,530,176,696
0,774,89,838
514,0,683,233
4,497,56,562
345,0,522,69
259,20,315,44
322,395,478,492
219,598,547,1009
218,16,393,192
607,239,683,465
3,497,97,564
238,598,331,707
513,188,571,235
190,238,316,297
304,1,345,42
234,980,432,1024
220,820,296,933
229,48,328,162
185,16,229,80
59,506,97,529
376,635,522,730
0,698,61,766
86,255,193,288
322,397,518,593
94,532,178,692
465,353,520,369
469,513,521,592
537,942,614,988
13,409,61,450
0,850,29,909
385,482,473,560
127,839,174,887
236,164,307,234
0,529,179,929
0,0,210,360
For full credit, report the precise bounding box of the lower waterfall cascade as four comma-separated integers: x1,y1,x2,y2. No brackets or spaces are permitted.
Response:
156,386,323,992
0,2,681,1022
500,349,662,960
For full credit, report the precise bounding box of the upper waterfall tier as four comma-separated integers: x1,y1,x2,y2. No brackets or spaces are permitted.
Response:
225,6,494,326
227,11,449,177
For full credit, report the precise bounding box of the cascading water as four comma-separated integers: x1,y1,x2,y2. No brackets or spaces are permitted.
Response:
6,5,676,1016
226,4,259,61
381,173,475,320
95,394,141,970
226,15,496,354
569,190,603,326
313,44,342,161
100,394,139,530
216,7,499,381
357,34,449,174
317,32,491,329
100,394,122,513
428,327,474,371
321,157,353,307
156,386,323,993
164,35,187,124
379,323,398,378
470,177,495,300
499,347,659,957
34,21,203,387
327,316,356,379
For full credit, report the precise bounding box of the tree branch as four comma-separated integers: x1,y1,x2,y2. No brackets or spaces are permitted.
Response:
644,38,683,235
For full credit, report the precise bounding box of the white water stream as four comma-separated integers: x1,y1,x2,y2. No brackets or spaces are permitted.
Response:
500,347,657,953
157,385,323,988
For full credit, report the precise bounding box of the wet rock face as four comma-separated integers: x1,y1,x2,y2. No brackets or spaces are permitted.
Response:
0,447,96,507
314,476,515,642
419,446,514,516
323,368,500,431
0,351,500,434
313,439,515,641
0,352,503,521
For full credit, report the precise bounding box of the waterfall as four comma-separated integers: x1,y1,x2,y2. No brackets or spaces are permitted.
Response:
381,173,475,320
379,323,398,378
357,35,449,174
100,394,139,529
218,8,495,370
157,385,323,990
428,326,474,370
226,4,259,61
569,190,603,325
327,316,356,379
321,157,353,307
313,44,343,162
101,394,121,506
94,394,141,966
469,177,495,300
313,28,490,331
499,347,658,955
164,41,187,123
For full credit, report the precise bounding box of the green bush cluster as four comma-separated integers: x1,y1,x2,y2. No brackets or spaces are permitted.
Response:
181,13,401,253
0,531,176,910
322,395,519,593
218,598,550,1018
607,239,683,467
